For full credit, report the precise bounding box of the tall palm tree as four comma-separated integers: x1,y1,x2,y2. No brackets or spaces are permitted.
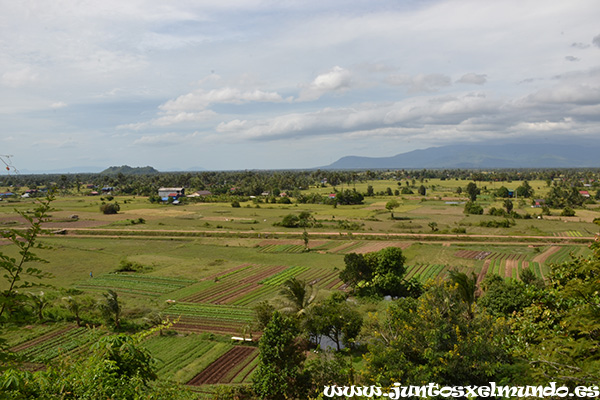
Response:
62,296,83,326
279,277,316,317
27,291,49,321
99,290,121,329
448,269,477,319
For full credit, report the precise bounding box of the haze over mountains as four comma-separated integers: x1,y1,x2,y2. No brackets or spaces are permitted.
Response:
15,142,600,174
321,143,600,170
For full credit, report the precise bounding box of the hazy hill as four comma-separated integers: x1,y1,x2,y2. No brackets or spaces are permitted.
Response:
322,143,600,169
100,165,160,175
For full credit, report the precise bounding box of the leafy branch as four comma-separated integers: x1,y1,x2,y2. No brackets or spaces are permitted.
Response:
0,194,54,319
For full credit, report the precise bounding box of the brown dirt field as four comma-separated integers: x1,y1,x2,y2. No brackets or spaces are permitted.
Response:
520,261,530,278
328,241,360,253
187,346,258,385
11,325,76,353
477,260,491,285
505,259,518,279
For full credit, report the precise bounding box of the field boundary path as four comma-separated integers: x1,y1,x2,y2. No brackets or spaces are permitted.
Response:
41,227,597,245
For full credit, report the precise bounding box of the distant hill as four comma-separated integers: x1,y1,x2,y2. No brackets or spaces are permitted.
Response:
100,165,160,175
321,143,600,169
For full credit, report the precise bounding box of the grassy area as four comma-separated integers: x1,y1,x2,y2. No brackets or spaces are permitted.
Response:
1,179,598,390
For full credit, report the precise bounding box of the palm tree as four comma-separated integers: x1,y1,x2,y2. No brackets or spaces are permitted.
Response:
62,296,83,326
27,291,49,321
279,277,316,317
143,311,166,335
99,290,121,329
448,269,477,319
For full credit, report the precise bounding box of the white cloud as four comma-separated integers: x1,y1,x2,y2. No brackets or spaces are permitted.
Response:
132,132,192,146
50,102,68,109
1,67,38,88
160,88,286,113
1,0,600,170
297,66,352,101
387,73,451,93
457,73,487,85
511,118,573,132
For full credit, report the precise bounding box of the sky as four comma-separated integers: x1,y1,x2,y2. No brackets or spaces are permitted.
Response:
1,0,599,172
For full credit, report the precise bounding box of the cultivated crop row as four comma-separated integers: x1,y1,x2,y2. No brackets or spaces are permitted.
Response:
180,264,287,304
259,244,306,253
143,335,231,382
405,264,447,282
187,346,258,385
259,265,309,285
17,326,102,362
166,303,254,323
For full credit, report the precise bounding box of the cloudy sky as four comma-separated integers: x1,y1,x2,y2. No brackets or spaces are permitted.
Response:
1,0,599,172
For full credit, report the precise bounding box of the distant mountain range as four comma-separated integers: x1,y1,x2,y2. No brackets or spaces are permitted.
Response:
100,165,160,175
321,143,600,169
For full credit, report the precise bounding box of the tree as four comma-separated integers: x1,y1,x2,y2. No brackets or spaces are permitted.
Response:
99,289,122,329
478,275,531,316
366,185,374,196
448,269,477,319
428,221,438,232
418,185,426,196
511,242,600,385
62,295,92,327
305,293,363,351
100,202,120,214
385,199,399,218
254,300,276,330
463,201,483,215
0,195,53,320
561,207,576,216
503,199,514,214
279,277,316,317
496,186,510,198
302,230,309,250
516,180,534,198
253,311,307,399
465,182,480,201
27,291,50,321
362,281,516,388
339,247,420,298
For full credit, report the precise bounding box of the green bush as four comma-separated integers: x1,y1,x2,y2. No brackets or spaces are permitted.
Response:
100,203,120,214
463,201,483,215
561,207,576,217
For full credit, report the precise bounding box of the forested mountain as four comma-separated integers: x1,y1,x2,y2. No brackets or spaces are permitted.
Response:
100,165,160,175
323,143,600,169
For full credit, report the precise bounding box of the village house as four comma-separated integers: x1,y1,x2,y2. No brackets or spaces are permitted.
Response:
158,187,185,201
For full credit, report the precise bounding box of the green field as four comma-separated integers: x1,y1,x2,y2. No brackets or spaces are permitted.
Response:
1,177,598,389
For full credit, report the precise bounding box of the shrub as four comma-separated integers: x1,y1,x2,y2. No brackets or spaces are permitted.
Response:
479,219,514,228
100,203,120,214
463,201,483,215
561,207,576,216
